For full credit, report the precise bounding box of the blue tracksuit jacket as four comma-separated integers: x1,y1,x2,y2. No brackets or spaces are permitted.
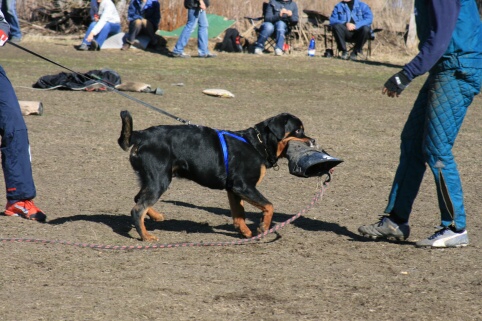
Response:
385,0,482,230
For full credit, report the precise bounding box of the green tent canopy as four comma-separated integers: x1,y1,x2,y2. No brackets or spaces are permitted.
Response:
156,14,235,39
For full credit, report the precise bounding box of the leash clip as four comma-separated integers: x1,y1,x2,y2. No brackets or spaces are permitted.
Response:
323,171,332,183
256,132,263,143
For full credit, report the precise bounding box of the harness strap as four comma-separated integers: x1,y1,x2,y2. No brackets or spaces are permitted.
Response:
216,130,248,178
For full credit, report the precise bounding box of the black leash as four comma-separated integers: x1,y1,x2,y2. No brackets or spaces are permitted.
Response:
7,40,193,125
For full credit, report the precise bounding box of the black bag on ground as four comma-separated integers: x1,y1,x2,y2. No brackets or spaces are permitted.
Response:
215,28,245,53
33,69,121,91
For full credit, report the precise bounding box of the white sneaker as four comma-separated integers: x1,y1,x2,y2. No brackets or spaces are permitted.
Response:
416,227,468,248
254,48,263,55
274,48,283,56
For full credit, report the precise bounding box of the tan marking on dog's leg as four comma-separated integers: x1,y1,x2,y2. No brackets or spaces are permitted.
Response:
227,191,252,238
257,203,274,234
147,207,165,222
133,205,159,242
256,165,267,186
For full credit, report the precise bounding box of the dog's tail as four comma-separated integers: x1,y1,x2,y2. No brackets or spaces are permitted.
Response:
118,110,134,151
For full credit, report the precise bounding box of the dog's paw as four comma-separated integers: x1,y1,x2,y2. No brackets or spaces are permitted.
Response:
236,226,252,239
141,233,159,242
257,223,269,235
241,230,253,239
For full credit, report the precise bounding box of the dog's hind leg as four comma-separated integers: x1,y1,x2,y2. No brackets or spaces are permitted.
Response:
131,204,158,241
132,185,168,241
132,173,171,241
147,207,165,222
227,191,252,238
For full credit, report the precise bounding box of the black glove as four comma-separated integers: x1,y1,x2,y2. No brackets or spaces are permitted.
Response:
384,70,411,95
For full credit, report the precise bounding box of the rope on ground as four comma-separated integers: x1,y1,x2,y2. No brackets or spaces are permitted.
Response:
0,176,331,250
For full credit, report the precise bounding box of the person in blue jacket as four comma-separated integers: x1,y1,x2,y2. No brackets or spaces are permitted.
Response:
122,0,160,50
358,0,482,248
0,12,46,221
329,0,373,60
253,0,299,56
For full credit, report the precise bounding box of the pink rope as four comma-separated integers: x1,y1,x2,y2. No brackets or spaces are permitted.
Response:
0,178,330,250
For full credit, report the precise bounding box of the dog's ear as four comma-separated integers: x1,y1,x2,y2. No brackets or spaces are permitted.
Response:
267,113,303,140
266,113,291,140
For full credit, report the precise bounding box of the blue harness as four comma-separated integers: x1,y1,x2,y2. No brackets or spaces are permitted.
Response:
215,130,248,178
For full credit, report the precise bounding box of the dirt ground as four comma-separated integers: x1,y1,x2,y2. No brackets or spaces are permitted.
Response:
0,38,481,321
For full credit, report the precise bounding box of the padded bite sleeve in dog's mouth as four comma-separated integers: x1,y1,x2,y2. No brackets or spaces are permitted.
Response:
286,140,343,178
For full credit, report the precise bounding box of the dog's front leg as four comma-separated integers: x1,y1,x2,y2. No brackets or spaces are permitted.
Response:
132,205,159,241
227,191,252,238
257,203,274,234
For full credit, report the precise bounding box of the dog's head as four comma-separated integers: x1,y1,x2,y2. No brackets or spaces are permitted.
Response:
258,113,315,159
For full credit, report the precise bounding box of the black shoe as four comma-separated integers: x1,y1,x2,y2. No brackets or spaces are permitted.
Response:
340,51,349,60
350,51,358,60
89,39,100,51
121,43,131,51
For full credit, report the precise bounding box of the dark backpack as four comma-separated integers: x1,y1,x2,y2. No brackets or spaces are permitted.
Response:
184,0,195,9
215,28,246,53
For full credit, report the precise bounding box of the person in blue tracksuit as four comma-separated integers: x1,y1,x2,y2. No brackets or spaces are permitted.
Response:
0,12,46,221
358,0,482,248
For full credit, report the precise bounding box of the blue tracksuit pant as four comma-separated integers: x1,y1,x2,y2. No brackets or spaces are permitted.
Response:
0,65,36,201
385,67,482,231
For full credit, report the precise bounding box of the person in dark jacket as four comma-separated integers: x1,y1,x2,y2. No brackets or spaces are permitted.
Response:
253,0,298,56
170,0,215,58
122,0,161,50
0,12,46,221
329,0,373,60
358,0,482,248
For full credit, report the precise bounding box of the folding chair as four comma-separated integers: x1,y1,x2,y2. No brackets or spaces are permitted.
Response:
323,24,382,59
244,2,294,54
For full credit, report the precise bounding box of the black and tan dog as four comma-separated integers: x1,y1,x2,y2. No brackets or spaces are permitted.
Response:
118,110,315,241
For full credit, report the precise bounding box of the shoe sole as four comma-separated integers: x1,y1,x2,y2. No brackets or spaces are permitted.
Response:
359,233,407,242
3,212,46,222
416,243,468,248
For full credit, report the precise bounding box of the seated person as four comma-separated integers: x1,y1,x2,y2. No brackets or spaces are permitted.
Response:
77,0,121,51
122,0,161,50
253,0,298,56
329,0,373,60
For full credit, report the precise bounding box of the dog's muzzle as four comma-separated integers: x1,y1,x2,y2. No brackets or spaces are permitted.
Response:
286,140,343,178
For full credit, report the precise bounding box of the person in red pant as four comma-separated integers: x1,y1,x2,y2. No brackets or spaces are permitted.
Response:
0,12,46,222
